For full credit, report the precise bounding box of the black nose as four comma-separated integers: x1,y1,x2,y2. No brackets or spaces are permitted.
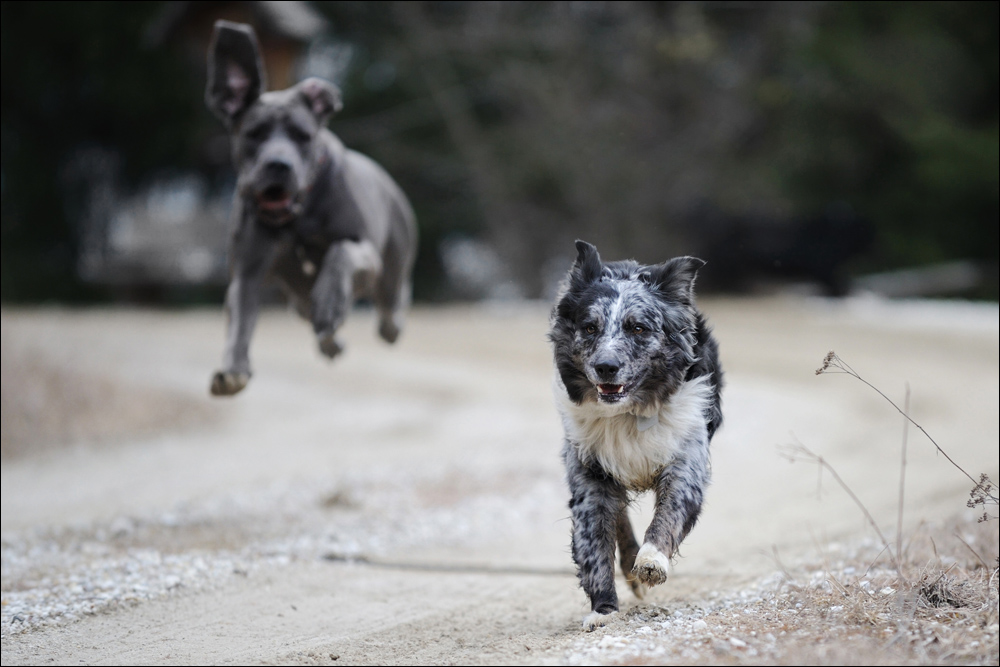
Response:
593,356,621,380
263,160,292,176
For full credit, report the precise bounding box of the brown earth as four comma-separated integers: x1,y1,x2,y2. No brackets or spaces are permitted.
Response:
1,296,997,664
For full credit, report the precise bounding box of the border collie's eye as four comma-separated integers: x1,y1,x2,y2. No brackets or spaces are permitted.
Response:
632,325,644,334
584,324,597,335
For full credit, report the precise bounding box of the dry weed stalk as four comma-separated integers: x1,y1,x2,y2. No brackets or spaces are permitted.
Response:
816,350,998,521
779,439,904,574
778,351,998,648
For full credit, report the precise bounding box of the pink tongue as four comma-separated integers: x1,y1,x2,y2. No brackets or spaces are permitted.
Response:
259,197,291,211
598,384,623,394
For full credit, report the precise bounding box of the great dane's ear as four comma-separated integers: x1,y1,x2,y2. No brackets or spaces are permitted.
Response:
206,20,267,127
647,256,706,304
570,240,603,287
298,78,343,126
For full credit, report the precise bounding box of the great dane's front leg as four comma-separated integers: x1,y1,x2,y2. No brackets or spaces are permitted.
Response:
310,239,381,358
633,433,711,587
564,442,629,630
211,221,284,396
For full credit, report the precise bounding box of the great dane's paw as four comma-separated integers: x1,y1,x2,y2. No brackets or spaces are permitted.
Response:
317,333,345,359
312,305,349,343
632,543,670,587
378,318,400,344
210,371,250,396
582,610,617,632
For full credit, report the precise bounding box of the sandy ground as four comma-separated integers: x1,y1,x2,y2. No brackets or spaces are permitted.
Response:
1,296,997,665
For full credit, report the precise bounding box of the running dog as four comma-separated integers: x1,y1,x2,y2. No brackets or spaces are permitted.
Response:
549,241,723,630
205,20,417,396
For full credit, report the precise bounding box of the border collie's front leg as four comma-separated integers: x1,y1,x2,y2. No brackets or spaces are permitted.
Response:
634,435,711,587
564,442,629,630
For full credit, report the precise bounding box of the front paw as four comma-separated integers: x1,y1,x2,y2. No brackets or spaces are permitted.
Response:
582,609,617,632
378,318,400,344
210,371,250,396
317,332,345,359
632,543,670,587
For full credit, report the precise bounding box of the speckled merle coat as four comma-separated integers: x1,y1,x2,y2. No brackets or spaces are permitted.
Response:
549,241,723,630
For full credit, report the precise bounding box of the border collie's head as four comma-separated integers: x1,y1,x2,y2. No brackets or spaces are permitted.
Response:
550,240,705,411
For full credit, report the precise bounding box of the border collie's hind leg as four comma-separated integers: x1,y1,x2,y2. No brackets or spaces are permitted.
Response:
616,508,646,599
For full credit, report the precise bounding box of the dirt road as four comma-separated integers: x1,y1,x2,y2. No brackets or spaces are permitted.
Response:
2,296,997,664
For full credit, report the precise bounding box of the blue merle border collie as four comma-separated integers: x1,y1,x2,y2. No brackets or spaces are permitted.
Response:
549,241,723,630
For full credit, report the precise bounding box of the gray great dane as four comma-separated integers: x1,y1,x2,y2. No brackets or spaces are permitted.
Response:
205,21,417,396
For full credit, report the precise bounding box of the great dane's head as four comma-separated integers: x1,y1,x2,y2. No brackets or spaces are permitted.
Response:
206,21,342,225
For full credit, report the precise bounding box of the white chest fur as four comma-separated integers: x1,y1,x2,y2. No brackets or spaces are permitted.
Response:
556,375,714,489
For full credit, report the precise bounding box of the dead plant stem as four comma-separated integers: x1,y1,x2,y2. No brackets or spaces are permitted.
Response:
781,441,902,574
816,351,997,504
897,383,909,578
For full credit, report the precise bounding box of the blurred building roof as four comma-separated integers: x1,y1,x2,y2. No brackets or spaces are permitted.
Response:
144,1,329,48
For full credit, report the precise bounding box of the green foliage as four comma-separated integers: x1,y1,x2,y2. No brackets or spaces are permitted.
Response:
1,1,996,302
1,1,205,301
764,1,999,273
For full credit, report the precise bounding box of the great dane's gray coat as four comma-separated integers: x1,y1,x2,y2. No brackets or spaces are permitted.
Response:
205,21,417,396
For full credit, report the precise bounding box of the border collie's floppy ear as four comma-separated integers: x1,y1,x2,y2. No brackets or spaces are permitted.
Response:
648,256,706,304
206,21,267,127
571,240,603,286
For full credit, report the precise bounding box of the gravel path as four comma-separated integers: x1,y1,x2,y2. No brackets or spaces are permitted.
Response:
2,297,997,664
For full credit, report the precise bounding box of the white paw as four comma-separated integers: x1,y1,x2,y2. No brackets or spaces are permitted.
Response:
582,610,616,632
632,543,670,587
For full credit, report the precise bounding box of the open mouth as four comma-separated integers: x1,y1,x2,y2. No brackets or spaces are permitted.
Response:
257,185,293,212
596,383,629,402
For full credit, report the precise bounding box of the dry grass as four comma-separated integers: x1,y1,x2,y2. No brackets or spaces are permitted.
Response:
599,514,998,666
591,351,998,666
756,514,999,665
731,352,1000,665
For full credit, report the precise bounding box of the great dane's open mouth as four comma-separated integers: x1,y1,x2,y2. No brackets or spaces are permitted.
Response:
257,185,292,211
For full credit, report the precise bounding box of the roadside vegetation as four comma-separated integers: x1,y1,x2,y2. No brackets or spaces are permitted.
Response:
567,352,998,666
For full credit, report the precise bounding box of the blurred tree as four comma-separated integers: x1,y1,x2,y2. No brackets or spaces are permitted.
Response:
322,1,996,299
2,1,997,302
1,1,207,301
760,1,999,283
319,2,804,297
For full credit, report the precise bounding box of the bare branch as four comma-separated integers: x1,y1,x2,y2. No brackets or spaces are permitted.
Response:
897,383,909,579
816,351,998,508
779,440,902,574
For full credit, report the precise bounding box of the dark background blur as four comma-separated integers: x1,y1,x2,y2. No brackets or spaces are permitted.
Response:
2,1,997,305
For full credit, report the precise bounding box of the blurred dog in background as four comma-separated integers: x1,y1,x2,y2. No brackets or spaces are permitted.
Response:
205,20,417,396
